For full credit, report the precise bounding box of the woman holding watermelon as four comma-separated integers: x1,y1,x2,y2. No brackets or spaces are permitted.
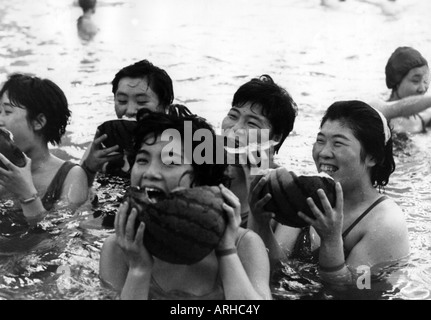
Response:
248,100,410,286
99,107,271,300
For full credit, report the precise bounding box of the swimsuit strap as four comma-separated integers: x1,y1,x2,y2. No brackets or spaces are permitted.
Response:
235,228,250,247
416,113,427,133
342,196,388,239
239,211,249,228
42,161,79,211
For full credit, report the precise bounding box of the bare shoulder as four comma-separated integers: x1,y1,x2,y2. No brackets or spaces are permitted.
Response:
365,197,409,238
377,197,406,224
236,228,267,255
64,163,88,184
237,227,263,245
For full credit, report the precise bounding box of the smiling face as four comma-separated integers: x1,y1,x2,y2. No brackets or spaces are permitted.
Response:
395,65,430,99
221,102,276,146
312,120,376,190
114,77,163,119
130,134,194,203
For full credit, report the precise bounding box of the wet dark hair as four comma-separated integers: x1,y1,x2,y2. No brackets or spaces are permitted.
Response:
133,105,229,187
0,73,70,145
79,0,97,12
232,74,297,153
320,100,395,189
385,46,428,90
111,59,174,108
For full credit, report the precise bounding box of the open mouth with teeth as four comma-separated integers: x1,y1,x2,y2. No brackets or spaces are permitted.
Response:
144,187,167,204
319,164,338,175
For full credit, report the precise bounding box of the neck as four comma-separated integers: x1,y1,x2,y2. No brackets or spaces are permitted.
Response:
29,150,52,172
388,90,400,102
83,9,94,16
342,182,378,215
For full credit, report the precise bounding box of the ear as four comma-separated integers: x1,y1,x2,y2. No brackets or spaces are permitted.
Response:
32,113,47,132
272,133,282,145
365,154,377,168
271,134,282,149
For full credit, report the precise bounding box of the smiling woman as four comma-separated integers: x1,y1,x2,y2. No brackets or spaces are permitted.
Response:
99,106,272,300
249,100,410,286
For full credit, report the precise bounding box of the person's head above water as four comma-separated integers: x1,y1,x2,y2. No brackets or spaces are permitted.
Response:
316,100,395,189
0,73,70,146
385,46,429,99
132,105,229,188
111,59,174,119
223,74,297,154
78,0,97,13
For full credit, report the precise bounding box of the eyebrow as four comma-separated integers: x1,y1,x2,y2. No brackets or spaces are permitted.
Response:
230,107,266,123
318,132,351,140
116,92,151,98
1,101,15,108
136,149,150,156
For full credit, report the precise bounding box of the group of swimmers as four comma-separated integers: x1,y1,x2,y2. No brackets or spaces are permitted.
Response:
0,45,429,300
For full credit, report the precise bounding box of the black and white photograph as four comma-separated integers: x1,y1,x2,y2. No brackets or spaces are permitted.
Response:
0,0,430,303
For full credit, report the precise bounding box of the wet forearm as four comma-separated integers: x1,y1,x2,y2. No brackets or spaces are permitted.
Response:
381,96,431,119
247,216,287,266
218,253,268,300
318,238,353,285
120,268,151,300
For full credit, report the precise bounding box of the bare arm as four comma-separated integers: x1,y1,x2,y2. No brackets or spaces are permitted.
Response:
300,186,410,286
370,95,431,120
219,230,272,300
0,153,46,224
99,204,154,300
57,165,89,209
345,203,410,269
247,175,300,267
80,129,122,186
219,185,271,300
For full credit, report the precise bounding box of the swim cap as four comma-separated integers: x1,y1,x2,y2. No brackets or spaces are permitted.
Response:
385,47,428,89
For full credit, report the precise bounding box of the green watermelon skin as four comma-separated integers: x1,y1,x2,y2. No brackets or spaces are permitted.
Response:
261,168,336,228
127,186,227,265
0,128,26,170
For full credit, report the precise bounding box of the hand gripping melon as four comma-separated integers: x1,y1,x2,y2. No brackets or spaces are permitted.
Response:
127,186,227,265
0,128,26,170
97,119,137,154
261,168,336,228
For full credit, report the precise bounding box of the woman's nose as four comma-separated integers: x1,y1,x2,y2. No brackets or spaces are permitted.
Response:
318,143,333,158
125,103,138,118
142,163,163,181
417,81,428,94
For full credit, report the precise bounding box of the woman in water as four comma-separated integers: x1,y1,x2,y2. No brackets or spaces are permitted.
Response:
0,73,88,224
249,100,410,286
99,107,271,300
370,46,431,134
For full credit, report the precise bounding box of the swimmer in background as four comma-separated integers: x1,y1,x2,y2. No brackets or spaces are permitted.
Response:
0,74,88,224
77,0,98,41
369,47,431,135
80,59,174,185
322,0,399,16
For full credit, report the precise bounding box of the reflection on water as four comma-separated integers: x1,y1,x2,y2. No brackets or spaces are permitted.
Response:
1,0,431,300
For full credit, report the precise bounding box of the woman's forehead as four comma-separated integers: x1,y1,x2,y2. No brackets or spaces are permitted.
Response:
321,119,354,136
406,65,429,78
140,134,183,152
232,102,272,126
